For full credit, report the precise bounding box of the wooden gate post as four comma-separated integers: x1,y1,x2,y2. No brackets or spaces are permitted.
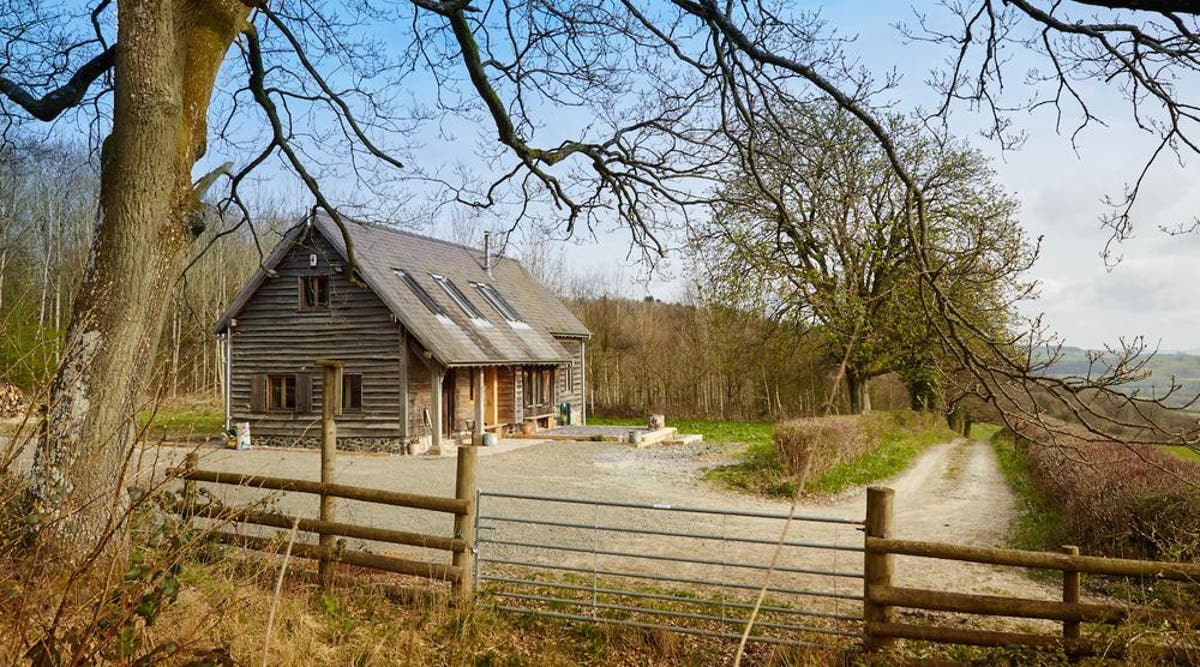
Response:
452,443,478,598
1062,545,1081,644
864,486,895,654
316,359,343,591
182,451,199,521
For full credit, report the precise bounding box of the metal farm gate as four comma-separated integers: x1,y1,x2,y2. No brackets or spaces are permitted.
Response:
474,491,865,649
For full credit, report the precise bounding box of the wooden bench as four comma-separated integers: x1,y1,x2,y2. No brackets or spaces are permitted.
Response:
523,412,555,430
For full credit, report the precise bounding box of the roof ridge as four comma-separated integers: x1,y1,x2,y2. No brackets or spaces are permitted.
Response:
315,211,510,261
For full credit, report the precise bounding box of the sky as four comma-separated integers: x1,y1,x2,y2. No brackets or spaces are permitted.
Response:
506,2,1200,353
37,1,1200,353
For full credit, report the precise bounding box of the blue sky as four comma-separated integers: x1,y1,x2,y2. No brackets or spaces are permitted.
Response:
40,1,1200,352
523,2,1200,352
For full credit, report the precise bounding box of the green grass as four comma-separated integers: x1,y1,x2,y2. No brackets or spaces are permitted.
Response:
587,415,773,448
139,405,225,441
691,412,954,498
968,421,1002,441
990,428,1068,554
804,421,955,495
1168,445,1200,465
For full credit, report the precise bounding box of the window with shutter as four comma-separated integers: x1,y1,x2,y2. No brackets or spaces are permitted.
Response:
298,275,329,310
342,374,363,413
267,374,297,411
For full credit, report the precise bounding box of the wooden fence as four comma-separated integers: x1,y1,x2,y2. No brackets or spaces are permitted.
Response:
863,486,1200,658
173,360,478,595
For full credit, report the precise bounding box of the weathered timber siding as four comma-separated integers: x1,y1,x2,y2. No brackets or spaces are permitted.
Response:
554,336,586,423
496,366,516,430
451,367,474,432
229,230,402,441
405,342,432,438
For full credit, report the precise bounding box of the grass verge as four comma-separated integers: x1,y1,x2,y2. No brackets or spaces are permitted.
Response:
804,418,954,495
588,415,773,449
989,428,1068,553
699,411,955,498
139,395,225,441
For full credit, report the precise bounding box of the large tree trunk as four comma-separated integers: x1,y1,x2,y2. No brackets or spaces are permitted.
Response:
846,369,871,415
27,0,249,558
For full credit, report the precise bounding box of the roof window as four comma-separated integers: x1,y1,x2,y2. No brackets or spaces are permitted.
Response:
432,274,491,325
473,282,526,325
392,269,446,317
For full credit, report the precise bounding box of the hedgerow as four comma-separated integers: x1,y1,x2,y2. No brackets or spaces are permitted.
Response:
1014,430,1200,561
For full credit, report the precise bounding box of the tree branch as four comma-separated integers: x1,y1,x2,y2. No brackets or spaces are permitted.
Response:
0,45,115,122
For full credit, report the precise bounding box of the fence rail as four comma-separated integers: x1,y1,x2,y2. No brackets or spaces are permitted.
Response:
180,469,468,515
862,486,1200,658
173,358,477,592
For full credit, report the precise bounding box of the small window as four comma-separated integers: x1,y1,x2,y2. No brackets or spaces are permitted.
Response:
433,274,489,323
299,275,329,310
393,269,446,317
473,282,525,324
267,374,297,411
341,373,363,413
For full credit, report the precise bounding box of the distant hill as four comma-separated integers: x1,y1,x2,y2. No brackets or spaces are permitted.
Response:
1044,346,1200,409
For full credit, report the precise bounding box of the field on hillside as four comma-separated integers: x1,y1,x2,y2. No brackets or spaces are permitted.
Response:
1045,346,1200,408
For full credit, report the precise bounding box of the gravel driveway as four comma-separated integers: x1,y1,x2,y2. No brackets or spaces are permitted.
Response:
125,433,1056,627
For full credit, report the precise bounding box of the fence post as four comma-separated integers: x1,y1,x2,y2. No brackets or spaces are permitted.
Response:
864,486,895,654
452,443,478,599
182,451,199,521
1062,544,1081,646
316,359,343,591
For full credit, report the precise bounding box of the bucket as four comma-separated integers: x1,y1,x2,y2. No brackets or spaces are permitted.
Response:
236,422,252,450
482,432,498,447
626,429,642,445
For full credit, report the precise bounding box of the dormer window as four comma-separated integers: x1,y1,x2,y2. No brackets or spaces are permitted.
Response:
393,269,446,317
473,282,525,325
299,275,329,310
432,274,490,325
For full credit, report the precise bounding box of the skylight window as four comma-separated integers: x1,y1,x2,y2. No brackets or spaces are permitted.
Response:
473,282,525,324
392,269,446,317
432,274,490,324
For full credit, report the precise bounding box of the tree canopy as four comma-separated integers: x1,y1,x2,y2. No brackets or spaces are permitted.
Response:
695,105,1035,414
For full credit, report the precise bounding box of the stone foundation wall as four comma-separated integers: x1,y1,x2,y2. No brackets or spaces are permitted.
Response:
251,435,410,454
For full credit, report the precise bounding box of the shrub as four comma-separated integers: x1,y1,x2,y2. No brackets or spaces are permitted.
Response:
774,415,870,481
774,410,946,483
1016,431,1200,560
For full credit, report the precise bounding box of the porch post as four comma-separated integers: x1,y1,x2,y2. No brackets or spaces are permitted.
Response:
474,366,486,445
430,364,444,456
580,340,587,425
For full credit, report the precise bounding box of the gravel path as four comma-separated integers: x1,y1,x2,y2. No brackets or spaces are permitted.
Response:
124,434,1055,623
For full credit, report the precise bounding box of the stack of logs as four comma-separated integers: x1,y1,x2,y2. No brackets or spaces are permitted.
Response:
0,386,22,417
0,384,23,418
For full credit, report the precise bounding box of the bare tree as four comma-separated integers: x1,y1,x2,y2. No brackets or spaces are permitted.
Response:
3,0,1198,557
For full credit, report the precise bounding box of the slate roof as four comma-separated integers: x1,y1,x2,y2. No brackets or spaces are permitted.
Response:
215,214,590,366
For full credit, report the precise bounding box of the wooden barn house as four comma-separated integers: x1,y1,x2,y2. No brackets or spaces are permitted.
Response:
214,214,590,452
